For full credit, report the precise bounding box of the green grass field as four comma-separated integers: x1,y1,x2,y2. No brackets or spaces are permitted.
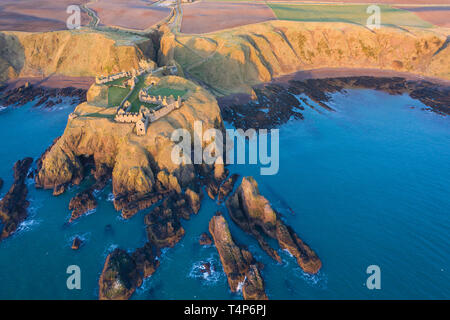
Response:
127,75,148,112
148,87,187,99
106,76,129,86
108,86,130,107
128,102,159,113
267,4,433,28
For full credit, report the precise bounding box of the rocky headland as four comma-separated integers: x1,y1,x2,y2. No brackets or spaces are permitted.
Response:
35,75,222,218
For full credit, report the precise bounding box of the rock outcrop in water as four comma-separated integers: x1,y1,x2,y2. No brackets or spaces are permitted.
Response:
98,243,160,300
0,157,33,241
226,177,321,274
209,214,267,300
68,189,97,222
99,185,202,299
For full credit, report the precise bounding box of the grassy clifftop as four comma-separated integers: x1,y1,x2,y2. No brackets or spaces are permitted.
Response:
0,29,154,82
160,21,449,95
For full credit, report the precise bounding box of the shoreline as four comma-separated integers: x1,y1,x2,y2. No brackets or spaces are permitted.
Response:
217,68,450,107
3,75,95,91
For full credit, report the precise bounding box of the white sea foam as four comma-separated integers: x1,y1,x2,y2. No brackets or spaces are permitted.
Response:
188,256,224,285
107,193,115,202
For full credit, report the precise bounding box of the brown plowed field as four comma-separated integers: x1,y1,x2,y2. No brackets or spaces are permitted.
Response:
181,2,277,34
0,0,90,32
396,6,450,27
88,0,171,30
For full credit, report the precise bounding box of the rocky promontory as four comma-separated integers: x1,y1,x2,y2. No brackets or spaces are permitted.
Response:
35,75,222,217
0,157,33,241
226,177,321,274
209,214,267,300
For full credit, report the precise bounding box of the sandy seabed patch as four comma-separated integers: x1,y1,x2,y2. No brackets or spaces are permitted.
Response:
181,2,277,34
88,0,171,30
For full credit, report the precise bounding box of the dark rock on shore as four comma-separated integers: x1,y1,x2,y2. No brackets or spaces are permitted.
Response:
0,157,33,241
68,189,97,222
220,77,450,129
226,176,322,274
209,214,268,300
0,83,86,108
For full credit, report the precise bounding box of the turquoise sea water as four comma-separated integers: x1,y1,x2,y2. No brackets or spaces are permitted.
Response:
0,89,449,299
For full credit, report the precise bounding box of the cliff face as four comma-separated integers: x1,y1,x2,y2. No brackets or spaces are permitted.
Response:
0,30,154,82
36,76,222,216
160,21,450,95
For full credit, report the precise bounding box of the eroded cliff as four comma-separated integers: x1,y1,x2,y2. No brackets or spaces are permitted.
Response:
0,29,154,82
160,21,450,95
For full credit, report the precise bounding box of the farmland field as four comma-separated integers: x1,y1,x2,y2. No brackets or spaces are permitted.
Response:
0,0,90,32
267,3,434,28
180,1,276,34
88,0,171,30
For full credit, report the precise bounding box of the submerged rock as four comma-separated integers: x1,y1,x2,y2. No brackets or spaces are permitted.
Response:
0,157,33,241
0,177,3,190
209,214,267,300
71,237,83,250
226,176,321,274
199,232,212,246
